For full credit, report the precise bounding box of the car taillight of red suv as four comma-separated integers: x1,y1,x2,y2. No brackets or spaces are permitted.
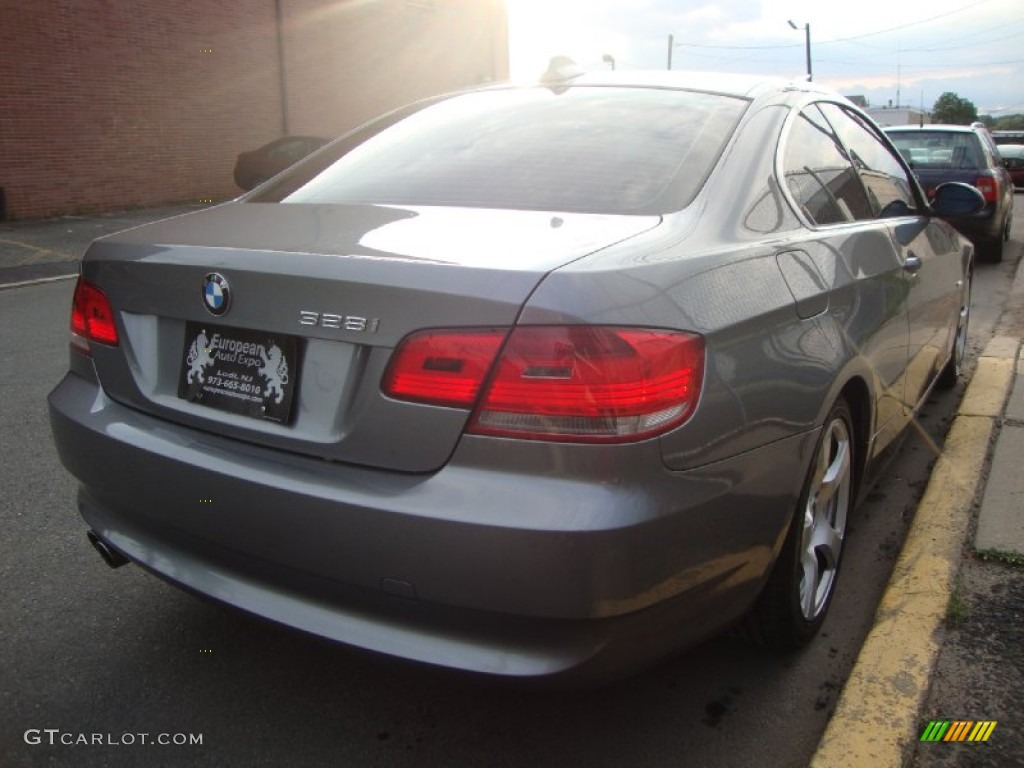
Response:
973,173,1000,203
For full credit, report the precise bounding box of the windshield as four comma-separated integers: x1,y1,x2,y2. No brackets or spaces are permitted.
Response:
251,86,749,215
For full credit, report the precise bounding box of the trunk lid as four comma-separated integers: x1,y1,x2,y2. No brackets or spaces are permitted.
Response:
82,202,660,472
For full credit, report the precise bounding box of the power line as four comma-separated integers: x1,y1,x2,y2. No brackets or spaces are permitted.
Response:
899,29,1024,53
814,57,1024,70
898,57,1024,68
672,41,800,51
837,19,1024,52
816,0,993,45
670,0,996,52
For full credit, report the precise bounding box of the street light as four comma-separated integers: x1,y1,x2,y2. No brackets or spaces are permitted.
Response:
602,53,616,70
788,20,812,82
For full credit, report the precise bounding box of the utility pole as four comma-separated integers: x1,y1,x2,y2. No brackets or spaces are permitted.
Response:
804,23,812,81
667,34,674,70
788,21,812,82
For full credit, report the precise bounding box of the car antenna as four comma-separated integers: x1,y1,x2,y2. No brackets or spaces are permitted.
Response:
540,56,584,94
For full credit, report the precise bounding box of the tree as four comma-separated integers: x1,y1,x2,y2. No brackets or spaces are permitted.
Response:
993,114,1024,130
931,92,978,125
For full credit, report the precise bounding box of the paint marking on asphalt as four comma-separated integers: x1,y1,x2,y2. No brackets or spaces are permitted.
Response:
0,238,67,265
0,273,78,291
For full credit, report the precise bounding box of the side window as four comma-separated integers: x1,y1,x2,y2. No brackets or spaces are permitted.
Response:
818,103,918,218
978,130,1002,169
783,105,871,226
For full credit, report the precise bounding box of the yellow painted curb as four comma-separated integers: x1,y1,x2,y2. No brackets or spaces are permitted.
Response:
978,335,1019,361
810,354,1013,768
959,357,1014,417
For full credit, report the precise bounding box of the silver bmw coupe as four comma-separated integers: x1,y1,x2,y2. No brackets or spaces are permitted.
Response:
49,69,982,683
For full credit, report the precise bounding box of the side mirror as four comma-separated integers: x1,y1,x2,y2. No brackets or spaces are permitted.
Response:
930,182,985,218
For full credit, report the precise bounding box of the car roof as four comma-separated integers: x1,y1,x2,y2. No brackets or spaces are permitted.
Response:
509,67,841,101
884,124,980,133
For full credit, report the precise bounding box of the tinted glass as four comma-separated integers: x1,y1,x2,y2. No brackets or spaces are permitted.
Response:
783,105,871,225
993,132,1024,146
818,104,917,217
887,131,984,170
252,87,748,214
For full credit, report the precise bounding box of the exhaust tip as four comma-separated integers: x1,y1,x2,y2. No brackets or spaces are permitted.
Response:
87,530,130,569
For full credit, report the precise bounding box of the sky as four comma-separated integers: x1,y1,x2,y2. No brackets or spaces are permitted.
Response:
506,0,1024,116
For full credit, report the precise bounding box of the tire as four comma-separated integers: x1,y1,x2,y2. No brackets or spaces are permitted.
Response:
937,267,971,390
974,217,1007,264
742,398,855,650
980,226,1005,263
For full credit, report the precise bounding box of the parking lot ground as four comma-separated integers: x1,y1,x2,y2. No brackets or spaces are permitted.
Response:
0,203,214,287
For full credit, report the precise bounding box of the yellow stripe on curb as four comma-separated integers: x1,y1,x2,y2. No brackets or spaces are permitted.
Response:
811,341,1017,768
959,356,1015,418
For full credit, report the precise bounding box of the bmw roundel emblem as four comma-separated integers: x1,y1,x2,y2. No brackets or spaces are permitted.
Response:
202,273,231,316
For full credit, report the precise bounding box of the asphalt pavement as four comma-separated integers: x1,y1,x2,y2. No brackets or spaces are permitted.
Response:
2,204,1022,766
0,204,213,286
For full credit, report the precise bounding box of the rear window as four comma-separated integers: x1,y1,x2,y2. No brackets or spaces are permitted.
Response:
993,132,1024,146
887,131,984,170
251,86,749,214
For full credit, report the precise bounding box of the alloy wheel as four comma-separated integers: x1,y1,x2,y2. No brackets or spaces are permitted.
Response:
799,415,852,620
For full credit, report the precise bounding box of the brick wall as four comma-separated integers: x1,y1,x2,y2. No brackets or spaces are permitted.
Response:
0,0,508,220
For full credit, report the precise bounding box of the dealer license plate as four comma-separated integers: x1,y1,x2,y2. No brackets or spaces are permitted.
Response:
178,322,300,424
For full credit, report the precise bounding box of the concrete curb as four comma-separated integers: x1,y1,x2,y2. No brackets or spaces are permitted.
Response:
810,337,1018,768
974,342,1024,556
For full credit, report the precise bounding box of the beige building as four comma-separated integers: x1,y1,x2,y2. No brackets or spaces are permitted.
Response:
865,106,929,127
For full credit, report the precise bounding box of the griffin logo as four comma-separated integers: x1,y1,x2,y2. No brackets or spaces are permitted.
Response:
258,343,290,405
186,329,216,384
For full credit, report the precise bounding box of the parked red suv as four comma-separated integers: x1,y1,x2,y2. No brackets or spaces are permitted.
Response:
886,124,1014,262
1000,145,1024,189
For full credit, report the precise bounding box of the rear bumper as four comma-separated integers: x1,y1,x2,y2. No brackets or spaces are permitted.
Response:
49,371,816,680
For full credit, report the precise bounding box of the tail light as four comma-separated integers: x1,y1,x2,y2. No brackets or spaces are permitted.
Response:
382,329,507,408
974,174,998,203
70,276,119,352
383,326,704,443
